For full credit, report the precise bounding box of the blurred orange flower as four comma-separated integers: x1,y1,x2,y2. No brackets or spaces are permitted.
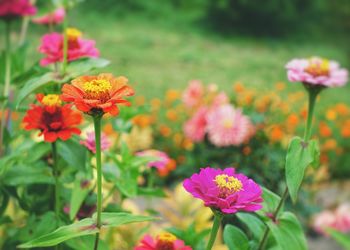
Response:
335,103,349,116
269,125,284,142
319,122,332,137
159,124,172,137
326,109,337,121
133,114,153,128
166,109,178,122
166,89,180,102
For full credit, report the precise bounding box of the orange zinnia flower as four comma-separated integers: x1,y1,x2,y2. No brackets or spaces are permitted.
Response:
23,94,82,142
61,73,134,116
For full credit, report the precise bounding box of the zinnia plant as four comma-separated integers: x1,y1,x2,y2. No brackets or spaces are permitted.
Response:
136,149,176,177
183,167,263,250
61,73,134,249
32,7,65,26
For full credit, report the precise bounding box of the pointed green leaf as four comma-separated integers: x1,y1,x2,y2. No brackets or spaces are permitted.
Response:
236,213,265,240
285,137,319,202
65,235,109,250
96,212,154,228
69,179,91,220
267,212,307,250
257,188,281,217
327,229,350,250
223,224,249,250
66,58,110,77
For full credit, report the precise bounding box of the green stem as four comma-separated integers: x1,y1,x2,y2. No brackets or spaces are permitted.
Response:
206,213,222,250
0,21,12,156
93,115,103,250
303,88,319,142
62,8,68,76
51,142,60,218
257,187,288,250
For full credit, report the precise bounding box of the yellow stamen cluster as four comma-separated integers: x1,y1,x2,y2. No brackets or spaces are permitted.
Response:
66,27,82,41
223,119,234,128
304,58,330,77
41,94,62,107
83,79,112,100
215,174,243,192
158,232,177,243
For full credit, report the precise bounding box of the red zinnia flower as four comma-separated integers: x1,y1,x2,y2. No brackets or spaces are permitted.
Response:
0,0,37,20
23,94,82,142
61,73,134,116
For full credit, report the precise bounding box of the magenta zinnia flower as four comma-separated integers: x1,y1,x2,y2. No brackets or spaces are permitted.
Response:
0,0,36,20
38,28,99,66
183,106,208,142
286,57,348,87
135,233,192,250
183,167,263,214
206,104,253,147
80,131,111,153
32,7,65,25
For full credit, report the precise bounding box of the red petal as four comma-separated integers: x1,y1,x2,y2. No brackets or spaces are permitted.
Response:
44,132,58,142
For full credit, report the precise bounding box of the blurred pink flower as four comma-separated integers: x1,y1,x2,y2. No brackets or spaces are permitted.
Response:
32,7,65,25
38,30,99,66
286,57,348,87
313,203,350,235
135,233,192,250
206,104,253,147
80,131,111,153
183,106,208,142
136,149,176,177
183,167,263,214
0,0,36,19
212,91,229,107
182,80,204,107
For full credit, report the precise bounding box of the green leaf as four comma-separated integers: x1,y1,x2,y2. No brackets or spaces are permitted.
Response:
285,137,319,202
327,229,350,250
2,163,54,186
15,72,55,108
18,212,153,248
236,213,265,240
223,224,250,250
69,179,91,220
66,58,110,77
18,217,98,248
96,212,154,228
65,235,109,250
267,212,307,250
138,187,167,197
257,188,281,217
58,139,86,171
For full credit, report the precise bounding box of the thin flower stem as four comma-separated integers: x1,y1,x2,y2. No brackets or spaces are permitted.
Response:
206,214,222,250
257,187,288,250
62,8,68,76
0,21,12,156
303,89,318,142
51,142,60,218
93,115,103,250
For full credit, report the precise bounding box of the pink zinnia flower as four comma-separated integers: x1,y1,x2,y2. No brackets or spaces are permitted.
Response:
211,92,229,107
38,28,99,66
183,167,263,214
32,7,65,25
286,57,348,87
136,150,176,177
182,80,204,108
134,233,192,250
313,203,350,235
183,106,208,142
80,131,111,153
0,0,36,19
206,104,253,147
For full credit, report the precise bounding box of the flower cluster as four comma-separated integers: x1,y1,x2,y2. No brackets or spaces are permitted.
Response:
23,94,82,142
135,232,192,250
0,0,36,20
136,149,176,177
313,203,350,235
39,28,99,66
183,167,263,214
183,80,254,147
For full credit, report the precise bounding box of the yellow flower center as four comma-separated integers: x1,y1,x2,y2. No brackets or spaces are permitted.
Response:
41,94,62,107
215,174,243,193
223,119,234,128
304,58,330,77
66,27,82,41
83,79,112,100
158,232,177,243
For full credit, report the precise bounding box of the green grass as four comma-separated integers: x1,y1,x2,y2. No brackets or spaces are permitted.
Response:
19,2,350,104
